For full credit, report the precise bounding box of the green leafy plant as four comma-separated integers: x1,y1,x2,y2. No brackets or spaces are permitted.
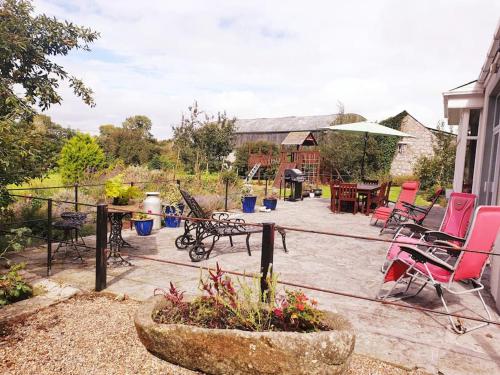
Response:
0,227,32,265
220,169,239,185
241,184,254,197
0,263,33,306
132,212,151,220
160,184,182,205
154,264,328,332
104,174,142,204
414,123,456,193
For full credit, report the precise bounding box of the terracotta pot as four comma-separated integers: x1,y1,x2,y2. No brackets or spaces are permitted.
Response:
135,296,355,375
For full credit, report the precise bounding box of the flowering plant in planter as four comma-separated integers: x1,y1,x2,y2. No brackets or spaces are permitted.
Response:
131,212,154,236
241,184,257,213
263,188,279,210
136,263,355,374
153,263,327,332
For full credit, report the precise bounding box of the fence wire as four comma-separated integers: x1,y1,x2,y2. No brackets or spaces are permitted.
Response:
2,192,500,330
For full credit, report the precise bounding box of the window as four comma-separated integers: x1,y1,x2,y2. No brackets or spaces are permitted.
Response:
397,143,407,154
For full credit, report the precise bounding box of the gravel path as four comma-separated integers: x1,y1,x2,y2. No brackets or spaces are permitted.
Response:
0,294,426,375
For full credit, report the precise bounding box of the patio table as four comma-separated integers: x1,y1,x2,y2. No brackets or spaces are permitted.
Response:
356,183,381,215
107,206,135,266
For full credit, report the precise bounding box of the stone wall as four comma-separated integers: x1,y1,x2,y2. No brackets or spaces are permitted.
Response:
390,115,435,176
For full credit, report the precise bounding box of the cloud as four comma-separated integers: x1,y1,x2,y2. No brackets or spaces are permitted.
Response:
34,0,500,138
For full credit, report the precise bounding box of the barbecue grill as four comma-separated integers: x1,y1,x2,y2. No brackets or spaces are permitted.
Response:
284,168,305,201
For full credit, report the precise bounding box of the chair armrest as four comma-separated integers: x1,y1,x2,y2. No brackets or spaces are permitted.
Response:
432,240,462,249
424,231,465,243
398,245,455,272
402,201,428,214
399,223,431,235
431,240,462,256
211,212,230,221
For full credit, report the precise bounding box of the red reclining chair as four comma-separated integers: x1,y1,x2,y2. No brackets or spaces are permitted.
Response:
378,205,500,334
383,187,444,234
382,192,477,272
370,181,420,232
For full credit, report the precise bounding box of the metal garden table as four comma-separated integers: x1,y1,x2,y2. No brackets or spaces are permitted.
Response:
107,206,135,266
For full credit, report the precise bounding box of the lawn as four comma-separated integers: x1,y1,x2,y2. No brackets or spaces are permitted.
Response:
321,185,430,206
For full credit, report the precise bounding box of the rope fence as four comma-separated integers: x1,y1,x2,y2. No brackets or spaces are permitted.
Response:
122,253,500,328
1,192,499,257
1,192,499,331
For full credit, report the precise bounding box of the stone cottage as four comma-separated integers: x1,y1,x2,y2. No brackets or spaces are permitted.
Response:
389,112,455,176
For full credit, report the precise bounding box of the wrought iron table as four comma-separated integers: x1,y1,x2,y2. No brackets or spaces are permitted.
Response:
107,208,134,266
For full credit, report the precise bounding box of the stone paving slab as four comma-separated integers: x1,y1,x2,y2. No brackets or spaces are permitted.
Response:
12,197,500,375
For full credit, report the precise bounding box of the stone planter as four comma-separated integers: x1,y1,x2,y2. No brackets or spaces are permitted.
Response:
135,296,355,375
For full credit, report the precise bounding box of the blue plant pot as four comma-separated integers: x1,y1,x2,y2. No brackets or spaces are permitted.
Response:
134,219,154,236
165,205,184,228
242,195,257,213
263,198,278,210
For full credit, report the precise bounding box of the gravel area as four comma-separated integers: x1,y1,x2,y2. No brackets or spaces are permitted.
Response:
0,293,427,375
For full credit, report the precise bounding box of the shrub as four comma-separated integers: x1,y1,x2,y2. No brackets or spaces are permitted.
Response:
414,123,456,192
58,133,106,184
154,264,328,332
0,263,33,306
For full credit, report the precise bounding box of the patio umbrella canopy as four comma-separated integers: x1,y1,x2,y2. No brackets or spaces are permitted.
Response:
322,121,414,179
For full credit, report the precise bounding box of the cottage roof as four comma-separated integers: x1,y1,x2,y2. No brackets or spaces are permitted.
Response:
235,114,341,134
281,131,318,146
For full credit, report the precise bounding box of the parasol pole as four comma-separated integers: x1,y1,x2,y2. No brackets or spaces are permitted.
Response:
361,132,368,180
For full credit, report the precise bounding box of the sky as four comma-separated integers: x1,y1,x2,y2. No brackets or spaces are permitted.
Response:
34,0,500,139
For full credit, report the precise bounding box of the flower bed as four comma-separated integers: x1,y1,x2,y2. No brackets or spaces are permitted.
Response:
135,264,355,374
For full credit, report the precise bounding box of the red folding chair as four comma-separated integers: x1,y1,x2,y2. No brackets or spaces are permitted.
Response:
382,192,477,272
382,187,444,234
370,181,420,232
378,205,500,334
394,192,477,241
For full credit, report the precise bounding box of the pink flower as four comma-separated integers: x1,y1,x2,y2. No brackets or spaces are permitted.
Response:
273,308,283,318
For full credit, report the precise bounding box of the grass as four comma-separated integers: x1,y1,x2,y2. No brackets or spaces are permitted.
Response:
388,186,429,206
7,172,64,190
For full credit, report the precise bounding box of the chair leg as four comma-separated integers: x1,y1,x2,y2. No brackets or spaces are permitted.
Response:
278,229,288,253
436,283,492,334
246,234,252,256
205,236,218,260
229,236,233,247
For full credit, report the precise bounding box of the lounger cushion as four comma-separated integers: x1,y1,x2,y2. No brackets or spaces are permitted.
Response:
372,206,392,220
395,252,452,282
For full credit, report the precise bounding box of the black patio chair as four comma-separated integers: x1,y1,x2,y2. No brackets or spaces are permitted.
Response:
175,189,287,262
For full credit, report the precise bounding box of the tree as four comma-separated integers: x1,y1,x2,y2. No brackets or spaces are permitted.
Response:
31,115,76,170
319,102,366,179
172,102,236,173
58,134,106,184
414,123,456,192
0,0,98,205
98,115,159,165
0,0,99,117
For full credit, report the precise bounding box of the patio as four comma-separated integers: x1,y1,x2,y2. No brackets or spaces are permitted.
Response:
9,197,500,375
